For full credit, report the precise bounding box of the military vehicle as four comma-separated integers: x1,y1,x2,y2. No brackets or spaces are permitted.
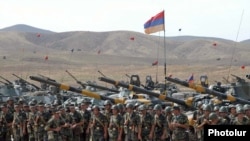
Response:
0,76,19,103
29,76,172,106
165,76,250,105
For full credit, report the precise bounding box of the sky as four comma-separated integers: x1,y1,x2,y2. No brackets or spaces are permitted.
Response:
1,0,250,41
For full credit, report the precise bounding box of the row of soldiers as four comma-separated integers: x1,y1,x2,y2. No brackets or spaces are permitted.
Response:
192,101,250,141
0,97,191,141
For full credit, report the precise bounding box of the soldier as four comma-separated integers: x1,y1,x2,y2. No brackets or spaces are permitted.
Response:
79,100,91,141
164,106,173,141
228,104,237,123
69,104,84,141
123,103,140,141
103,100,113,122
208,112,227,125
137,104,154,141
35,102,48,141
243,104,250,119
12,103,27,141
108,105,123,141
218,106,230,124
22,103,30,141
231,107,249,125
0,104,13,141
27,102,37,141
192,102,203,122
169,105,189,141
88,105,108,141
58,106,73,141
6,97,15,113
195,104,212,141
45,109,63,141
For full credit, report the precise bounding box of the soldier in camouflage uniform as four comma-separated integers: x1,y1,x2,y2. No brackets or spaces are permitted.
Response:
58,106,73,141
27,102,37,141
88,105,108,141
123,103,140,141
228,104,237,124
195,104,212,141
152,104,168,141
208,112,227,125
45,109,63,141
79,100,91,141
12,103,27,141
243,104,250,119
0,104,13,141
231,107,250,125
108,105,123,141
69,104,84,141
169,105,189,141
6,97,15,113
137,104,154,141
35,102,49,141
218,106,230,124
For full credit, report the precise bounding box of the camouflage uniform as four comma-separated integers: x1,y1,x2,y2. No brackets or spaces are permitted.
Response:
108,105,124,141
12,107,27,141
0,105,13,141
138,105,154,141
152,104,168,141
123,104,140,141
45,114,63,141
90,106,108,141
170,107,189,141
69,107,84,141
59,111,73,141
27,107,37,141
35,108,49,141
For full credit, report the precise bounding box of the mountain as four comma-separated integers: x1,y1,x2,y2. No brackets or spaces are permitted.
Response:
0,24,54,34
0,24,250,66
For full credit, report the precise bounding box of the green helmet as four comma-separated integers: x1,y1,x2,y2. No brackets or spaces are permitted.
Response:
92,105,100,111
164,106,172,113
104,100,112,106
135,102,142,107
219,106,228,113
117,103,124,111
138,105,146,111
209,112,218,120
126,103,134,109
153,104,162,111
243,104,250,111
236,107,244,114
202,104,212,111
213,106,219,111
111,105,119,110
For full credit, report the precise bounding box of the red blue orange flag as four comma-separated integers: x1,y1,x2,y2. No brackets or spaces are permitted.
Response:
188,74,194,83
144,10,165,34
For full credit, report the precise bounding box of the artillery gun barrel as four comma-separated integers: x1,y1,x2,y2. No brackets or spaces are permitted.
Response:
29,76,124,104
65,70,86,88
38,74,56,82
86,82,119,93
0,76,12,84
165,76,250,105
97,70,106,77
12,74,40,90
0,80,8,85
98,77,193,108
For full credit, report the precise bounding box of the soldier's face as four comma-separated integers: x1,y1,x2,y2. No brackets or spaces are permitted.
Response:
93,108,99,115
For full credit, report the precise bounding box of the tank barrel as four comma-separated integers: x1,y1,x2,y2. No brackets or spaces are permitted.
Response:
12,74,40,90
165,76,250,105
0,76,12,85
98,77,193,107
29,76,124,104
86,82,119,93
65,70,86,88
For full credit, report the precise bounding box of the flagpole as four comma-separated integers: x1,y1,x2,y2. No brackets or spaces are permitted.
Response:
163,10,167,95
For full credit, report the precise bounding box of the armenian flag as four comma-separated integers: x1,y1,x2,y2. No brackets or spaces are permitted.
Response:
144,10,165,34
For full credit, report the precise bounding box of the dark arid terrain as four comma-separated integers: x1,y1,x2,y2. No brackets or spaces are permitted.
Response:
0,24,250,89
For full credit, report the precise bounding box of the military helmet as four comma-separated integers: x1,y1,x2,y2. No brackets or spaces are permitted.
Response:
6,97,13,101
236,104,243,108
117,103,124,110
104,100,112,106
134,102,142,107
111,105,119,110
236,107,244,114
138,105,146,111
153,104,162,111
219,106,228,113
209,112,218,120
92,105,100,111
197,101,203,108
243,104,250,111
203,104,212,111
164,106,172,113
213,106,219,111
126,103,134,109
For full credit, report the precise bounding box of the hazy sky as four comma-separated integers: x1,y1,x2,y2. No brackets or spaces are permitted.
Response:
1,0,249,41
